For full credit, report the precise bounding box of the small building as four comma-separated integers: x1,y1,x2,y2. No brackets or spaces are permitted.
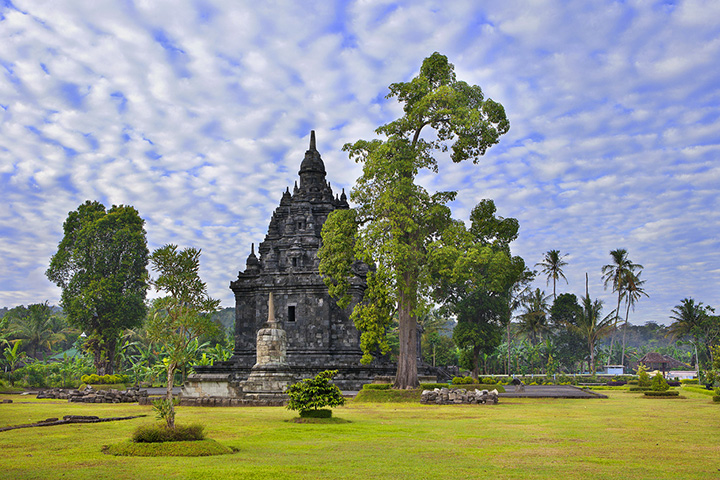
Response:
603,365,624,375
637,352,691,377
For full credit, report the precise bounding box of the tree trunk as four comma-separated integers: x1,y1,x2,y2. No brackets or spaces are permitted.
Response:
506,323,511,375
608,294,621,364
166,365,176,429
621,301,631,371
472,346,480,382
394,278,418,389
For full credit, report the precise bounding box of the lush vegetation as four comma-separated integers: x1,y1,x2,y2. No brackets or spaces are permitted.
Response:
132,422,206,443
1,390,718,478
46,201,150,375
286,370,346,416
318,52,510,388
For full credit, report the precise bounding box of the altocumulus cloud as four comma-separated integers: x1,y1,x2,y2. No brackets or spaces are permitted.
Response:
0,0,718,326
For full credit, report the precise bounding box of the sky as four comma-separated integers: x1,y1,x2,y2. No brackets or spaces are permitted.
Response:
1,0,718,326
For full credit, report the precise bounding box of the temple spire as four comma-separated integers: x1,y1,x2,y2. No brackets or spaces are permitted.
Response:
309,130,316,151
267,292,276,324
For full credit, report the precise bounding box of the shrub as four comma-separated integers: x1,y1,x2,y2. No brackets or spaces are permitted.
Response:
286,370,345,416
627,379,639,385
637,364,650,387
713,396,720,403
299,409,332,418
132,423,205,443
362,384,391,390
481,377,496,385
651,373,670,392
420,383,449,390
643,390,680,397
681,379,699,385
451,376,475,384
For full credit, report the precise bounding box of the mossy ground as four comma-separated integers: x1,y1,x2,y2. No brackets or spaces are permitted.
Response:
0,387,718,479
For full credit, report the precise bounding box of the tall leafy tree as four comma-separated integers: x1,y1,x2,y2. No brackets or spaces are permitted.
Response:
146,244,220,429
535,250,568,300
549,293,586,373
601,249,642,363
46,201,149,374
430,199,527,381
319,53,509,388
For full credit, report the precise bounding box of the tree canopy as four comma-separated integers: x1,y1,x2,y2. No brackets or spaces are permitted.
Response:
46,201,149,375
319,52,509,388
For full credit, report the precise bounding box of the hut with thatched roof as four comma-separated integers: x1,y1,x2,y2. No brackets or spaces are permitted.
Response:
637,352,690,376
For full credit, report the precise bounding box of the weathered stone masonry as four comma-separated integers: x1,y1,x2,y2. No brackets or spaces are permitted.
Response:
186,131,398,394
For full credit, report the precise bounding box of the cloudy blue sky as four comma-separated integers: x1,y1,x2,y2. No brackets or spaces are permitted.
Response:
1,0,718,326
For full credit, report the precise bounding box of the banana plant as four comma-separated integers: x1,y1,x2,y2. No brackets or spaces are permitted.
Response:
3,341,27,386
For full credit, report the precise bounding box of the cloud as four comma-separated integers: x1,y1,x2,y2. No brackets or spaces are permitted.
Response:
0,1,718,326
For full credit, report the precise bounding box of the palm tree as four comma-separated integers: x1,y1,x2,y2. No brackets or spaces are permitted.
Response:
601,249,642,363
569,274,615,373
668,298,714,368
517,288,551,345
7,302,67,358
620,271,648,369
535,250,568,300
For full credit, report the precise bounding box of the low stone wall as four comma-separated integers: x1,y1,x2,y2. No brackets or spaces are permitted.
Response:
137,395,286,407
421,387,499,405
171,395,287,407
37,386,148,403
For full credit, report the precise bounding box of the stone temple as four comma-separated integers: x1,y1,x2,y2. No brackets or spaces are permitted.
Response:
184,131,414,398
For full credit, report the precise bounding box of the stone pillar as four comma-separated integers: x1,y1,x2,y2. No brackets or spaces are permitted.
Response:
255,292,287,367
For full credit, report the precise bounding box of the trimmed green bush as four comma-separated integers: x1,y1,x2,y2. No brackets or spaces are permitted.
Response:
451,376,475,385
644,390,680,397
132,423,205,443
286,370,345,416
353,389,422,403
103,439,231,456
420,383,449,390
651,373,670,392
363,383,391,390
81,373,129,385
481,377,496,385
681,378,699,385
299,409,332,418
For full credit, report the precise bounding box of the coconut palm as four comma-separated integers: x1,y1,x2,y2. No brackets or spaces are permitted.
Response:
620,271,649,368
517,288,551,345
6,302,68,358
568,274,615,374
668,298,717,368
601,249,643,363
535,250,568,300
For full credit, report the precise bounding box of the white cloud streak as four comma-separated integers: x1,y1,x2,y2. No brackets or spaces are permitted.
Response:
0,0,718,325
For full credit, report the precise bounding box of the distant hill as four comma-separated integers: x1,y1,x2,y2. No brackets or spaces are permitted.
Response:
212,307,235,334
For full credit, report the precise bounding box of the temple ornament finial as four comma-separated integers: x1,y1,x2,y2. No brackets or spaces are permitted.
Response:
309,130,316,151
267,292,275,324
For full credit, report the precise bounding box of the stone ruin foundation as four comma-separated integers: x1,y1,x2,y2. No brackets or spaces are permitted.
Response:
420,387,499,405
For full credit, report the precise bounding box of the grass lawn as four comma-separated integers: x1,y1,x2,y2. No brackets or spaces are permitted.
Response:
0,388,718,479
